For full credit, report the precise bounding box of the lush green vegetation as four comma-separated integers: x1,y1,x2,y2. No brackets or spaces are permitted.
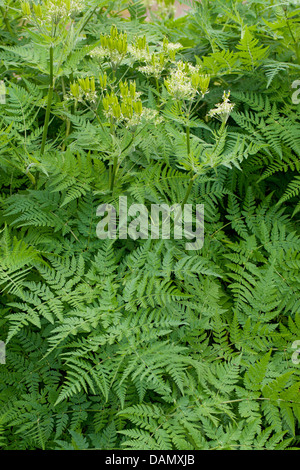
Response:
0,0,300,450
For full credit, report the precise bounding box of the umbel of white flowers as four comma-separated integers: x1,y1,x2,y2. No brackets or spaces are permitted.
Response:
164,61,210,101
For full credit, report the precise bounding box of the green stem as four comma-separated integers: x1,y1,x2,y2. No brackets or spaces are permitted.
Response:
109,155,119,194
181,173,196,210
108,165,112,189
108,121,147,193
78,5,98,35
41,45,54,155
186,125,190,156
172,124,195,225
61,77,70,151
109,119,117,193
182,124,192,208
155,77,160,93
62,119,71,152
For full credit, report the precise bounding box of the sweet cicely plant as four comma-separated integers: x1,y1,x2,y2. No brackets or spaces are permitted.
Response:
0,0,299,451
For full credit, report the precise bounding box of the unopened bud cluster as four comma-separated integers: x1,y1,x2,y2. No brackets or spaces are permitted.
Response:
127,35,151,61
133,37,182,79
90,25,128,68
21,0,84,26
90,28,183,80
66,76,97,103
102,80,162,128
102,80,142,121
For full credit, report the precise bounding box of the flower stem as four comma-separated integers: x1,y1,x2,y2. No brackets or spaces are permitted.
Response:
61,77,71,151
155,77,160,93
186,125,190,156
182,125,193,208
108,120,118,193
181,173,196,210
41,45,54,155
109,155,119,194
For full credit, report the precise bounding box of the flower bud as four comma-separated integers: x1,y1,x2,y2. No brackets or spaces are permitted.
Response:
21,1,31,17
121,81,129,97
112,103,121,119
99,72,107,89
90,77,95,92
198,74,210,96
32,3,42,17
102,96,109,111
110,25,118,40
129,82,136,99
133,100,143,115
70,82,80,99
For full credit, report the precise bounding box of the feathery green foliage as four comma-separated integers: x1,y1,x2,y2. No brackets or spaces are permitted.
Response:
0,0,299,450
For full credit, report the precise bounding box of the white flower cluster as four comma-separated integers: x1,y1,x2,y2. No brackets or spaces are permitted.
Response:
165,69,195,100
69,0,85,12
89,46,125,64
90,46,127,68
124,107,163,129
81,90,97,103
207,91,235,123
138,62,164,79
90,47,111,60
138,107,164,126
64,90,98,104
164,61,201,101
127,44,151,62
128,37,182,79
136,53,169,79
160,41,183,52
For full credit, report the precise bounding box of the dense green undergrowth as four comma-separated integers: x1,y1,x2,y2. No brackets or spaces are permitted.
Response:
0,0,300,450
